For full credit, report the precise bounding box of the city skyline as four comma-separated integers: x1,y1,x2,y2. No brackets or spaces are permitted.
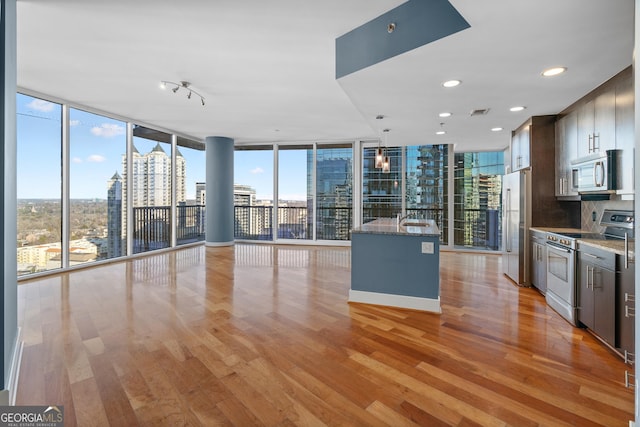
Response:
17,93,309,201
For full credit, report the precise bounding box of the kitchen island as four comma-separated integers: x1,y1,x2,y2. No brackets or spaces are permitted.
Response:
349,218,441,313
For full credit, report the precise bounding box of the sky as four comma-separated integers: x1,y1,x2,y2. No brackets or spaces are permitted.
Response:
16,93,308,201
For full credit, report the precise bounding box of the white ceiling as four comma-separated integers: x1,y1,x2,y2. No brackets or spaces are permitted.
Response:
16,0,634,152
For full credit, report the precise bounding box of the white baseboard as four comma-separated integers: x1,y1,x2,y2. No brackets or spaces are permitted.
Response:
348,290,441,313
3,328,23,406
205,241,235,247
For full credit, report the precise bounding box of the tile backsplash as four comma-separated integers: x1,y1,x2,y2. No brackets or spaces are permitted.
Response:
581,199,634,232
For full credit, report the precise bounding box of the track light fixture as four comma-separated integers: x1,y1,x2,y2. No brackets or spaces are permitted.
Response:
160,80,205,106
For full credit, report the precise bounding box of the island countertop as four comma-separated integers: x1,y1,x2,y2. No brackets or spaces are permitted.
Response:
352,218,440,237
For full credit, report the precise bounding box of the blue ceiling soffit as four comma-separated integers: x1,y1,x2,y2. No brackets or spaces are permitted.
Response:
335,0,470,79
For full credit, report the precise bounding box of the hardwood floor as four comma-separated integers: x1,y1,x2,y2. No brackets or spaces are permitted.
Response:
16,244,634,426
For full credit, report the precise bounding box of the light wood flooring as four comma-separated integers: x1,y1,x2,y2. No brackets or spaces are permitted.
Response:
16,244,634,426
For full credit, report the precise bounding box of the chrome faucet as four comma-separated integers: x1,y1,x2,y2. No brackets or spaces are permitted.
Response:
396,213,410,225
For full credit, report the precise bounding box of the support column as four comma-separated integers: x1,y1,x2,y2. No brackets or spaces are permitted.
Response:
205,136,234,246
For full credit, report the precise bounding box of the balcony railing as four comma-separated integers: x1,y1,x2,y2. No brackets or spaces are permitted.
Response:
453,208,501,250
176,204,206,245
133,206,171,253
234,205,273,240
234,205,352,241
316,206,352,240
131,205,501,249
132,204,206,253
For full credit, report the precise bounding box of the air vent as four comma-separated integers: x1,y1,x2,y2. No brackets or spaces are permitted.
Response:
470,108,490,116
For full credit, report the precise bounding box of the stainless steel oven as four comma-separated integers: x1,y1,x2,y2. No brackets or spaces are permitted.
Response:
543,209,634,327
545,237,577,325
545,239,577,325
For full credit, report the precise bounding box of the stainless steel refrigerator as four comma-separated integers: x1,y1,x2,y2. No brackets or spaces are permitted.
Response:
502,169,531,285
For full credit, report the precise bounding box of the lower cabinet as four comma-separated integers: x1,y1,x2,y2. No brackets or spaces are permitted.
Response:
617,254,635,365
530,230,547,294
577,245,616,346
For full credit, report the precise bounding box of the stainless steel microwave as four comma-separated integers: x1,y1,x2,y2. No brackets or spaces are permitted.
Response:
570,149,620,193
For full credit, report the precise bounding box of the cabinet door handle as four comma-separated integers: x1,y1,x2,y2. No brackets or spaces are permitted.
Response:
624,232,629,269
583,253,601,260
625,304,635,318
626,371,635,388
625,293,635,303
625,350,635,365
588,134,593,152
593,133,599,151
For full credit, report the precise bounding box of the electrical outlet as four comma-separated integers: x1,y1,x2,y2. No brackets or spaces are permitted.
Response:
421,241,434,254
592,211,597,221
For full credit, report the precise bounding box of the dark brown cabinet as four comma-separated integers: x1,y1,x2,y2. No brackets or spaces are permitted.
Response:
555,111,578,198
576,90,616,157
529,230,547,294
511,124,530,171
617,254,635,364
578,245,616,346
555,66,633,199
615,70,634,197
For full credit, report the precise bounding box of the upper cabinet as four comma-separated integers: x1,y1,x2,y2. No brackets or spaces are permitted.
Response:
555,110,579,198
511,124,530,171
615,73,634,196
554,66,633,200
576,90,616,158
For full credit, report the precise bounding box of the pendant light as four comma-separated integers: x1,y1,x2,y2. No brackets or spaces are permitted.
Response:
382,129,390,173
375,144,384,169
375,115,385,168
382,154,390,173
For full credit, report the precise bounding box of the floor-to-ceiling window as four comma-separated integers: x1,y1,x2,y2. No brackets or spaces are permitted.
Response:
406,145,449,244
234,146,274,240
17,93,209,278
69,108,126,264
453,151,504,250
316,143,353,240
362,146,402,223
16,94,63,276
278,145,313,240
130,126,173,254
176,137,206,245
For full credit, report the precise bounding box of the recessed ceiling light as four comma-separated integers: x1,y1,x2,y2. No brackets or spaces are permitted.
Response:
442,80,461,88
491,127,503,132
541,67,567,77
509,106,526,112
439,112,452,118
436,130,446,135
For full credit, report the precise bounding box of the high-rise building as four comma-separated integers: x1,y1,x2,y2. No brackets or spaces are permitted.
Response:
453,152,503,248
234,184,257,237
313,152,353,240
120,142,187,245
106,172,122,258
195,182,206,205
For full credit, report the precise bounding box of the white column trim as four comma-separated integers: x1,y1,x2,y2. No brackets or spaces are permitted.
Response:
61,104,70,268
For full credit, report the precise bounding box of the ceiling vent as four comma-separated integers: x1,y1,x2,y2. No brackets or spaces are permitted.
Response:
470,108,490,116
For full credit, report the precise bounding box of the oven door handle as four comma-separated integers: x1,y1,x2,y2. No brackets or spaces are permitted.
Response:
546,242,571,253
